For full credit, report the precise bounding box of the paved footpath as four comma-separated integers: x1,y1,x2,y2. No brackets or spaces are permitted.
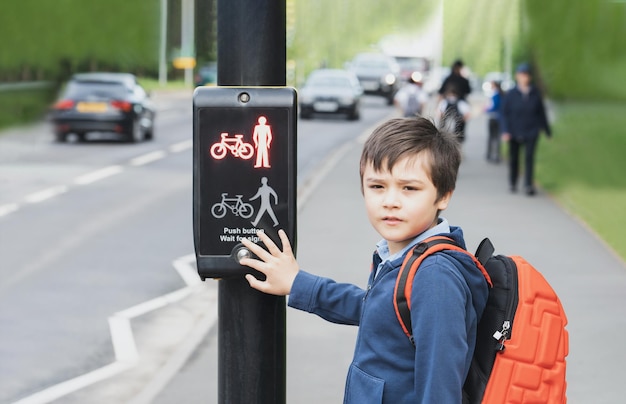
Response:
40,96,626,403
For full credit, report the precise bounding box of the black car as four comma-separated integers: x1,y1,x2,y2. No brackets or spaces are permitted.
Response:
50,72,156,143
347,53,401,104
299,69,363,120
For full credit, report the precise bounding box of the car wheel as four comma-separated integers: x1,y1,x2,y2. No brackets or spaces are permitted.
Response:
55,132,67,143
347,106,360,121
142,116,154,140
127,120,143,143
300,110,312,120
144,128,154,141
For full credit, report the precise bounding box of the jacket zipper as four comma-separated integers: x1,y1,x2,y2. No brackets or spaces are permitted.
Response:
364,283,372,300
492,257,519,351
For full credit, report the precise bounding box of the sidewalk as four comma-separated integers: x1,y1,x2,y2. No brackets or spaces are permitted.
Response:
53,104,626,403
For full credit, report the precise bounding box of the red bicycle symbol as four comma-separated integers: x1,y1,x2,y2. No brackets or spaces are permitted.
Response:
210,132,254,160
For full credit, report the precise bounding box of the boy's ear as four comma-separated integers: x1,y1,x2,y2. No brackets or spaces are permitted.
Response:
436,191,453,211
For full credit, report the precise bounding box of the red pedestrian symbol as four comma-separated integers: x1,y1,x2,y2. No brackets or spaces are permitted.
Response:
252,116,272,168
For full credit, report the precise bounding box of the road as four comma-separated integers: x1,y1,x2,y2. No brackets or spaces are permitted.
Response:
0,92,394,404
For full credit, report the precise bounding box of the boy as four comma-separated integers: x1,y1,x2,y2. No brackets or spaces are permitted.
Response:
394,75,427,117
240,117,489,403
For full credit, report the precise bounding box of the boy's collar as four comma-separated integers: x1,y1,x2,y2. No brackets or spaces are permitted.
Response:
376,217,451,264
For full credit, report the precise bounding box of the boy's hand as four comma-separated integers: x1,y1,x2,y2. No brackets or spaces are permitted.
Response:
240,229,298,296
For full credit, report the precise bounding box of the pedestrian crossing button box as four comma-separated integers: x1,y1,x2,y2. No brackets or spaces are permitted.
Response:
193,87,297,279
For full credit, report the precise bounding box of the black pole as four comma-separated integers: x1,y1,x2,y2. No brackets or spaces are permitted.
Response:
216,1,286,403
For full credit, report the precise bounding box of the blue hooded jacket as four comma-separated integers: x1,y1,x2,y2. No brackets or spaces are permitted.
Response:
288,226,489,403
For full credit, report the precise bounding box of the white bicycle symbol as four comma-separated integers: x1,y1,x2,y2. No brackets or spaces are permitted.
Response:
210,133,254,160
211,193,254,219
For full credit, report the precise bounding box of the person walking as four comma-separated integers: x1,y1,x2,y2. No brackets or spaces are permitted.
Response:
485,80,503,163
438,59,471,101
501,63,551,196
394,74,427,117
437,84,471,143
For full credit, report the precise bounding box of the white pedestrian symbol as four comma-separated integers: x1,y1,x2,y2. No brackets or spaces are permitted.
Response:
252,116,272,168
249,176,279,227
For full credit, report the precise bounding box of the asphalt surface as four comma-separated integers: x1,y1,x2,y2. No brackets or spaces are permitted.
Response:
12,94,626,403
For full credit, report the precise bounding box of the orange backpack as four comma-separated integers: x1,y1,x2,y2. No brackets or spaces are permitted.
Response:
394,236,569,403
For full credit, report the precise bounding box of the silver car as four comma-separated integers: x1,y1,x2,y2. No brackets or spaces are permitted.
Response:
299,69,363,120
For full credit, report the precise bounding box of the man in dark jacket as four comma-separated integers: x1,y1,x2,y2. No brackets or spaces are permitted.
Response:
438,59,471,101
500,63,551,196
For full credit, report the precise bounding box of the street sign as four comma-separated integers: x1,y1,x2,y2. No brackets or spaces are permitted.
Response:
173,57,196,69
193,87,297,279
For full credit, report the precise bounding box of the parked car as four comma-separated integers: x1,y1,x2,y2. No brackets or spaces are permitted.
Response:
346,53,401,104
299,69,363,120
50,72,155,143
195,62,217,86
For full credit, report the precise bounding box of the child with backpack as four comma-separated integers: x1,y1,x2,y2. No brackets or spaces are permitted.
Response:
437,84,471,142
239,117,490,403
394,75,427,117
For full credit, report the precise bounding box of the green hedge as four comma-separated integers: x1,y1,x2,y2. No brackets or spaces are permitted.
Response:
0,0,159,81
0,85,56,128
526,0,626,101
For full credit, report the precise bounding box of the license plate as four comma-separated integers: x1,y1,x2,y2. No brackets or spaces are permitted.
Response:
314,101,338,112
76,102,108,113
361,81,379,91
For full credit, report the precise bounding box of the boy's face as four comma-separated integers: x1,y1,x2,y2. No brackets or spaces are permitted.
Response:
362,153,451,255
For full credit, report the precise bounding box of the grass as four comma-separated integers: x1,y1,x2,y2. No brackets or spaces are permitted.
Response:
536,101,626,261
138,78,192,92
0,86,56,129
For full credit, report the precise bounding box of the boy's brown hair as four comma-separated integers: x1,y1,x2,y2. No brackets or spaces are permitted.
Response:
359,117,461,202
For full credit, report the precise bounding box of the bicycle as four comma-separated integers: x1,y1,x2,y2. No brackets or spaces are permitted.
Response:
210,132,254,160
211,193,254,219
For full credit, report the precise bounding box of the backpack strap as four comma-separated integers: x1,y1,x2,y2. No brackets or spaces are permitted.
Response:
475,238,495,266
393,236,492,345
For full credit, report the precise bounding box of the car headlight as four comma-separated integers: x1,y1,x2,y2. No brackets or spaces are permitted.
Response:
384,74,396,86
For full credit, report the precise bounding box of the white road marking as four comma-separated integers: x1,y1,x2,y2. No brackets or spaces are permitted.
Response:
24,186,69,203
74,165,124,185
168,139,193,153
0,203,19,217
297,142,352,212
1,139,192,219
130,150,167,166
11,255,202,404
12,362,134,404
172,254,202,287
